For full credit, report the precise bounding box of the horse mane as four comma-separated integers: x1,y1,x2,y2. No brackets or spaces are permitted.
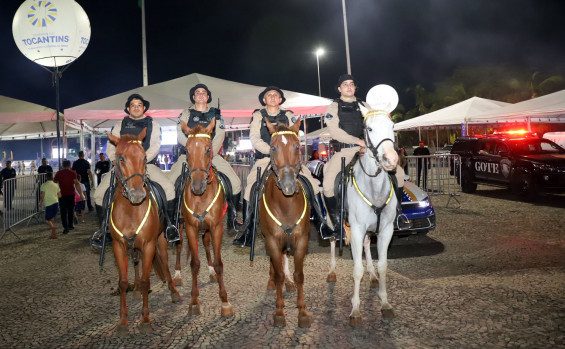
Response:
275,124,292,133
190,125,208,135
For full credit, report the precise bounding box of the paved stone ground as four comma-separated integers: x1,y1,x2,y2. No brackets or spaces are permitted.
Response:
1,188,564,348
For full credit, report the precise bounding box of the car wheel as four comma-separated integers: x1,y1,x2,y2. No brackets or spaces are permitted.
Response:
460,169,477,193
512,173,537,202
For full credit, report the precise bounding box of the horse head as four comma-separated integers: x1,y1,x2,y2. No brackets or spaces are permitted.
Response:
266,116,302,196
180,118,215,195
107,128,148,204
362,109,398,171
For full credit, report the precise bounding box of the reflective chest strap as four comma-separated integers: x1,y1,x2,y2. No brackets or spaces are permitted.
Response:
110,191,156,247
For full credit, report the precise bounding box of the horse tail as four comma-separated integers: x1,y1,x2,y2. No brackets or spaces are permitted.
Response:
151,246,168,282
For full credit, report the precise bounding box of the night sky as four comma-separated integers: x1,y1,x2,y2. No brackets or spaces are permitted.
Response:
2,0,565,112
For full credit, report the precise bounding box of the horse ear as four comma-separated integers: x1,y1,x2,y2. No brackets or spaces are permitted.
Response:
291,116,302,134
180,120,191,136
137,127,147,142
265,118,277,134
106,132,120,146
205,117,216,135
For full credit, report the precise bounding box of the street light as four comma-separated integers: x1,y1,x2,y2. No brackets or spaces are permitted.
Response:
315,48,325,97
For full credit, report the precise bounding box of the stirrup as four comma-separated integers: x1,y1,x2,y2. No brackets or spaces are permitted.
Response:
233,231,251,247
90,229,106,248
165,225,181,243
319,222,337,240
395,214,412,230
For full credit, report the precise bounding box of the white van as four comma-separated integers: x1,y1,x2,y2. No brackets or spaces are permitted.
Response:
543,132,565,149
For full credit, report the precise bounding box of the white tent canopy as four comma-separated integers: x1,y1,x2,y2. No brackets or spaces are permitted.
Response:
466,89,565,124
65,73,332,131
394,97,510,131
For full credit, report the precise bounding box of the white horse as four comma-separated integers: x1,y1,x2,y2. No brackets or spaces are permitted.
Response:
327,109,399,326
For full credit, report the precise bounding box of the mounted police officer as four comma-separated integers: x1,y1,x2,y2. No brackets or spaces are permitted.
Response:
90,94,180,247
168,84,242,230
322,75,409,238
233,86,328,247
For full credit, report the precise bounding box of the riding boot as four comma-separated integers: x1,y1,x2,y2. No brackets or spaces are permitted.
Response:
395,186,411,230
165,200,181,243
90,204,108,248
321,195,340,240
227,192,242,231
233,199,252,247
313,193,334,239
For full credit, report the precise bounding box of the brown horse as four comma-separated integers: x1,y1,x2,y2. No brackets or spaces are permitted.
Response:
259,117,311,328
107,129,182,335
180,118,234,317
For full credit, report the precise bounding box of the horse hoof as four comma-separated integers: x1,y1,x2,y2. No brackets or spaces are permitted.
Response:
327,272,337,283
139,322,153,333
370,278,379,288
349,315,363,327
173,276,183,286
298,315,312,328
116,325,128,336
381,308,395,319
273,315,286,327
221,304,234,317
285,282,296,292
171,291,183,303
188,305,201,316
209,274,217,283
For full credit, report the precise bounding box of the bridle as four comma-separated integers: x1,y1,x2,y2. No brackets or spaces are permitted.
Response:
114,139,148,199
269,130,301,191
361,110,395,177
186,133,213,185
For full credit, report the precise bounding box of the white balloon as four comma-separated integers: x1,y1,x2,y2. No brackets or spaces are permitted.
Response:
12,0,91,67
366,84,399,113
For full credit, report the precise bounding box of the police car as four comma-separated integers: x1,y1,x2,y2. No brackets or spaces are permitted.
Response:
451,131,565,201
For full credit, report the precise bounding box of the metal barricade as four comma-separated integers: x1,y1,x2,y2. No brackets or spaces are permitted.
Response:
405,154,461,207
230,163,252,200
1,174,45,239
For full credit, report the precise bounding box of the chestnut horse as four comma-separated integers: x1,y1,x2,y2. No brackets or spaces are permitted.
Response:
259,117,311,328
107,129,181,335
180,119,234,317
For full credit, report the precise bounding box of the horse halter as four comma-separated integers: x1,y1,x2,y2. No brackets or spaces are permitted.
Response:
114,139,148,199
186,133,213,184
269,131,301,191
363,110,394,175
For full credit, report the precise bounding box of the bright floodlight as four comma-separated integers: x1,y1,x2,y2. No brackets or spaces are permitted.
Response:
315,48,325,57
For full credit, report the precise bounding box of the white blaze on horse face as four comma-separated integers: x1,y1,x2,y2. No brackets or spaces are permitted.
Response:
281,135,288,145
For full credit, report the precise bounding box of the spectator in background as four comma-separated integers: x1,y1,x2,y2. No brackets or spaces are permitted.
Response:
72,151,94,212
36,158,53,211
37,158,53,175
39,172,61,239
399,147,409,176
413,141,431,190
54,160,83,234
74,174,87,224
94,153,110,185
0,160,17,210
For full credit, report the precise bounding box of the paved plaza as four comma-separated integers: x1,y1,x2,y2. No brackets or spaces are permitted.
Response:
1,190,564,348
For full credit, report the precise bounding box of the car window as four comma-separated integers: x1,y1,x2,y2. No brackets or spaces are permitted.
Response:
495,142,509,155
478,140,495,155
509,139,565,154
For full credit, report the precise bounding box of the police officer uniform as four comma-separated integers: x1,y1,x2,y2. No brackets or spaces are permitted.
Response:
91,94,179,246
234,86,325,246
168,84,242,227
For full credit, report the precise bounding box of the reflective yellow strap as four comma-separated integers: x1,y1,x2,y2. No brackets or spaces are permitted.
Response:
110,192,153,238
183,182,222,215
352,175,394,208
271,131,298,138
187,134,211,139
262,183,308,227
127,140,142,144
364,110,391,120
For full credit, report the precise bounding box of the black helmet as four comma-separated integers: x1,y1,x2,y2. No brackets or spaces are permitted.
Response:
258,86,286,106
124,93,150,114
189,84,212,104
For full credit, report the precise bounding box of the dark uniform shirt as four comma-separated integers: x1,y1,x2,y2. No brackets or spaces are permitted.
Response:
72,159,91,183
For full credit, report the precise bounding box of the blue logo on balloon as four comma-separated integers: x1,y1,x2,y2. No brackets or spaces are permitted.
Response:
28,1,57,27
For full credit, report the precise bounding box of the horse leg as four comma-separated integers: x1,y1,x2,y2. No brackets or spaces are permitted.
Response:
112,241,130,336
202,232,217,282
266,238,286,327
267,262,276,290
349,229,365,327
377,227,395,319
132,250,142,300
364,235,379,288
210,223,233,317
186,225,201,315
173,232,183,286
138,242,156,333
283,253,296,291
157,232,182,303
293,230,311,328
327,238,337,282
